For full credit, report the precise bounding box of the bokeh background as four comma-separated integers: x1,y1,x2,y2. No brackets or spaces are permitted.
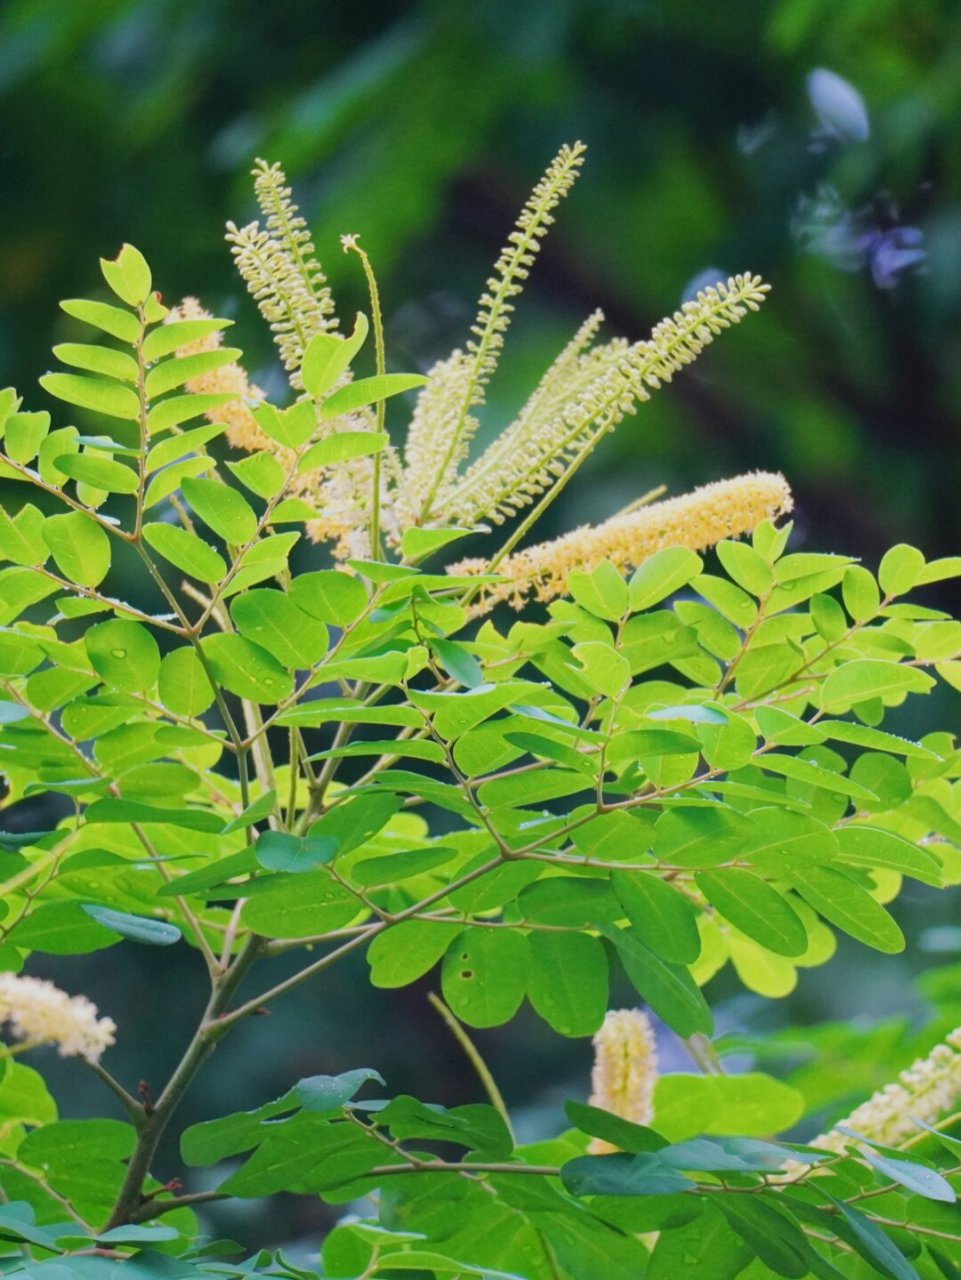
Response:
3,0,961,1255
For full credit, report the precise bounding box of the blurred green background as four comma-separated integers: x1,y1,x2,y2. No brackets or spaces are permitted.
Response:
3,0,961,1256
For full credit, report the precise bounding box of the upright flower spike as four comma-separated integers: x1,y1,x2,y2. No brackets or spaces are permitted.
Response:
0,973,116,1063
226,160,338,387
807,1026,961,1155
405,142,587,522
446,275,771,528
452,470,793,614
588,1009,659,1154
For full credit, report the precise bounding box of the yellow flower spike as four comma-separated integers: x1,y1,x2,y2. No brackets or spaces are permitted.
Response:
587,1008,659,1154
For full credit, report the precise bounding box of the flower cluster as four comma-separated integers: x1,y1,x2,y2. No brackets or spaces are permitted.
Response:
0,973,116,1063
809,1026,961,1154
587,1008,659,1154
452,470,793,614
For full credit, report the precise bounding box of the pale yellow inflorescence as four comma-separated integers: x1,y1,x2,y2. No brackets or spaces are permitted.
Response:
164,297,271,455
0,972,116,1063
451,470,793,615
587,1008,659,1154
807,1026,961,1156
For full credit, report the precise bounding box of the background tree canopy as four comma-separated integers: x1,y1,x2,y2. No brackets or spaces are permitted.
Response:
2,0,961,1258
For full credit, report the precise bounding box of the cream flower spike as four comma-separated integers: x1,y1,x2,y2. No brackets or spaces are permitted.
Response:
806,1026,961,1156
587,1008,659,1154
452,470,793,615
0,973,116,1063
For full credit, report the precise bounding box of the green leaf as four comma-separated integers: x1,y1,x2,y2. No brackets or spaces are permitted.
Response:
42,512,111,587
52,342,138,382
299,430,389,469
146,392,237,435
441,928,528,1027
55,453,139,493
181,477,258,544
296,1066,385,1114
84,797,225,831
0,504,48,566
858,1149,955,1202
526,931,608,1036
60,297,140,343
431,638,483,688
201,633,294,703
821,659,934,712
648,1204,751,1280
401,526,475,561
143,317,231,362
81,905,181,946
144,347,243,398
230,589,328,669
653,805,752,868
158,646,214,717
254,831,338,873
835,825,942,885
611,869,701,963
351,844,458,886
564,1100,666,1154
569,560,628,620
716,540,774,595
289,569,368,626
789,864,904,952
142,522,226,584
572,640,630,697
695,869,808,957
628,547,702,611
301,312,369,400
227,451,287,498
241,871,359,937
713,1197,810,1278
602,924,712,1036
100,243,152,306
561,1151,694,1197
368,920,462,988
878,544,925,597
825,1196,921,1280
251,399,316,448
40,372,140,422
9,900,122,953
4,411,51,463
320,372,428,420
843,564,881,621
84,620,161,692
